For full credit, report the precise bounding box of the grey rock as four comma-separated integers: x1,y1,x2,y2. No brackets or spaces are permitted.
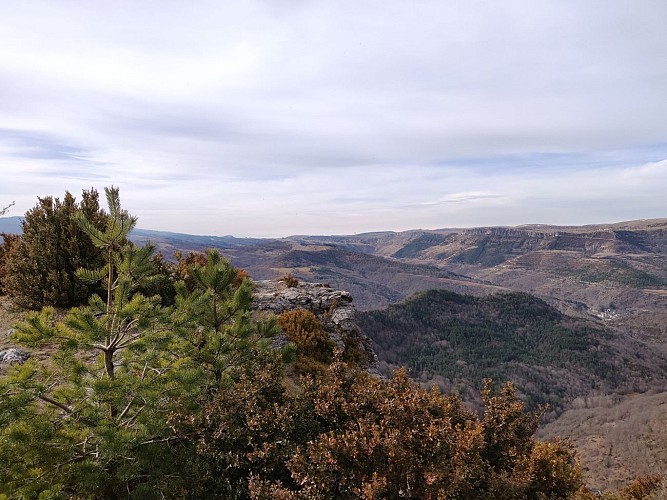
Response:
0,347,30,365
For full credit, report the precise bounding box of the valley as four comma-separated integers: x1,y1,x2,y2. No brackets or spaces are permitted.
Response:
136,217,667,488
3,216,667,488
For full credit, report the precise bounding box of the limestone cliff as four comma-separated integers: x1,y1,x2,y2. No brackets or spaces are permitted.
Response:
252,280,380,374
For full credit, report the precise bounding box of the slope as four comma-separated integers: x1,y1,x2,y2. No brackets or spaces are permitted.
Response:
356,289,667,412
221,241,505,310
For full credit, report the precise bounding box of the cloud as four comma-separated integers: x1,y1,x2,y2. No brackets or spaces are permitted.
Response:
0,1,666,236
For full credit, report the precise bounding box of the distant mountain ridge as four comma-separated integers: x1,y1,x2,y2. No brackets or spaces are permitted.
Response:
129,227,268,251
0,217,22,236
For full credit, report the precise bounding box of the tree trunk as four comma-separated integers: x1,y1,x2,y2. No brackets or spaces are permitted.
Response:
104,347,115,380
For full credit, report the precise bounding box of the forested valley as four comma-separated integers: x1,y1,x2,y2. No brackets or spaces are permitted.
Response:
357,290,667,414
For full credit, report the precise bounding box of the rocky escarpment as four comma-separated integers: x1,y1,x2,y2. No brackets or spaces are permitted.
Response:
252,280,380,374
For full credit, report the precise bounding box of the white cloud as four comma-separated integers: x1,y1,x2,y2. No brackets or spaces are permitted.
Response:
1,0,666,235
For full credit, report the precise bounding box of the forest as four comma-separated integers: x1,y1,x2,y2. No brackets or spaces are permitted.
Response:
0,188,662,498
356,289,667,413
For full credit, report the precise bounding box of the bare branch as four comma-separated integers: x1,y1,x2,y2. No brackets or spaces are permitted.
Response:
0,200,15,216
38,394,73,414
117,397,136,422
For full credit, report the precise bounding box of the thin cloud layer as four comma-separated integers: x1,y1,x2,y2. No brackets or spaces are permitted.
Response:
0,0,665,236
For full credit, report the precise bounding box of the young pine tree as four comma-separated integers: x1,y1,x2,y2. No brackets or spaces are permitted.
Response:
173,248,279,387
0,187,197,498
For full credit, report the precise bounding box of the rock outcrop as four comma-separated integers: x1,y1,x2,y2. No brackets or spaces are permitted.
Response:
253,280,380,374
0,347,30,365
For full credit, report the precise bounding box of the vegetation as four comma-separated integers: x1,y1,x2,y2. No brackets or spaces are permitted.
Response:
356,290,656,411
0,186,636,498
278,309,334,374
451,235,531,266
280,273,300,288
171,363,585,499
557,261,666,288
173,247,278,386
0,187,279,497
0,188,187,496
538,389,667,491
391,233,447,259
1,189,108,309
0,233,20,295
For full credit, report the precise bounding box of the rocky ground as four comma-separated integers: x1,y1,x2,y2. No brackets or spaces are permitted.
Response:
0,296,29,372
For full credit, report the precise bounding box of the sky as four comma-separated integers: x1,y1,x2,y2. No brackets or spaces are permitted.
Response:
1,0,666,237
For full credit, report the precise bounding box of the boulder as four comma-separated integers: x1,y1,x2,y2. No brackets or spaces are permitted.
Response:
0,347,30,365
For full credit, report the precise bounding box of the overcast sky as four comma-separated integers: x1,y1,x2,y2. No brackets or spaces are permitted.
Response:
1,1,666,237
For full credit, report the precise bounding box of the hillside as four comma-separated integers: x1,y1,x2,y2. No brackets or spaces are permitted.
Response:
538,390,667,491
355,220,667,343
205,240,506,310
356,289,667,412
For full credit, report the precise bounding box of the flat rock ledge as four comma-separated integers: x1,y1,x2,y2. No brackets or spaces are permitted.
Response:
253,280,380,375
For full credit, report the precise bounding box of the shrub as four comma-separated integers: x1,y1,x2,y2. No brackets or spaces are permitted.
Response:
278,309,334,374
172,362,585,499
3,189,108,309
279,273,299,288
0,233,20,295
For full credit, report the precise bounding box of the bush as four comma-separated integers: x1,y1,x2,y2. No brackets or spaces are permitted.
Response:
279,273,299,288
0,233,20,295
172,362,585,499
2,189,108,309
278,309,334,374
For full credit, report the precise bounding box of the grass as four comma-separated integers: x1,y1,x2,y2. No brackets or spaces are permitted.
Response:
0,296,22,349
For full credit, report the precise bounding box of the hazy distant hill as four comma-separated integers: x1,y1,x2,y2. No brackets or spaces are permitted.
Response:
0,216,22,236
129,228,268,254
0,221,268,248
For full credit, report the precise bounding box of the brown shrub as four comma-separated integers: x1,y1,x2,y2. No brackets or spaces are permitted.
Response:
279,273,299,288
278,309,334,374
